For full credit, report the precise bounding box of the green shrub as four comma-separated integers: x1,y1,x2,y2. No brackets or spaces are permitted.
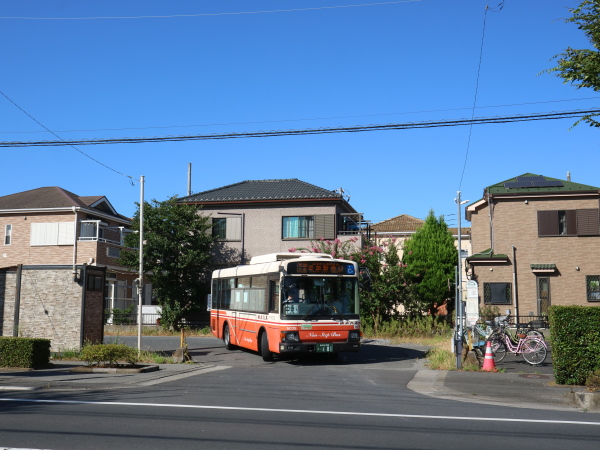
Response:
0,337,51,369
586,368,600,392
80,343,139,367
549,305,600,385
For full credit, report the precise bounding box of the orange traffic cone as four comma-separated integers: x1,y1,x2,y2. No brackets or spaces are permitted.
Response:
482,340,496,372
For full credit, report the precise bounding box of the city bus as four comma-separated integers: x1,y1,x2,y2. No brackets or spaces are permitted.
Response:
209,253,361,361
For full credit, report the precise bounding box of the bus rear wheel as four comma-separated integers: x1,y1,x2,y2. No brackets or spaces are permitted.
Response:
261,332,273,362
223,324,235,350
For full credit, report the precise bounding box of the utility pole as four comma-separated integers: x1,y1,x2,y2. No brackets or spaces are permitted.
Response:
137,176,145,354
455,191,468,369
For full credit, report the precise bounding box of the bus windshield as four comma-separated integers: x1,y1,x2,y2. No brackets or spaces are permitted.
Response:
281,276,359,319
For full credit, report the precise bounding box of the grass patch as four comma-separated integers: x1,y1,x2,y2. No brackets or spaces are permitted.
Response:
104,325,212,337
424,339,481,371
52,344,175,365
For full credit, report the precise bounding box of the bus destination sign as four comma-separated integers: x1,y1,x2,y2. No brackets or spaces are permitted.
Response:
288,261,355,275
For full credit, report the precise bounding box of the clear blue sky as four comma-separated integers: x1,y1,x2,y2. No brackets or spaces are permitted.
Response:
1,0,598,227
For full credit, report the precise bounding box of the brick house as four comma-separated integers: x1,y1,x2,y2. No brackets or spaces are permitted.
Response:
178,179,367,266
465,173,600,322
0,187,141,350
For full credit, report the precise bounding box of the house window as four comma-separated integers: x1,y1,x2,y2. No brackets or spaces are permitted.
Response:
538,209,599,236
87,274,104,291
30,222,75,246
212,217,241,241
283,216,315,239
107,247,121,258
483,282,512,305
587,276,600,302
4,224,11,245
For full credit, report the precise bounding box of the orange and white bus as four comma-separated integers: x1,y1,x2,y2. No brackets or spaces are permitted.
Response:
209,253,361,361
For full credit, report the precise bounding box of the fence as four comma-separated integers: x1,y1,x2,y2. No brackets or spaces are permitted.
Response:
479,315,549,329
105,313,210,329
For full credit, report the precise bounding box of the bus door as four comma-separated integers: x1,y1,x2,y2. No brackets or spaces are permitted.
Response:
230,310,240,345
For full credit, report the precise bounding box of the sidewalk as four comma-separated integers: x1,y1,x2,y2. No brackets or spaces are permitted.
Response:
407,363,594,412
0,361,225,391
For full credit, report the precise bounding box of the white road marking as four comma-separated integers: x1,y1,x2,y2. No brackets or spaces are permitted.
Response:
1,398,599,426
0,386,36,391
137,365,230,386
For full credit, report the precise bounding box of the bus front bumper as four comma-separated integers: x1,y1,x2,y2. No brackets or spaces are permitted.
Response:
278,342,361,354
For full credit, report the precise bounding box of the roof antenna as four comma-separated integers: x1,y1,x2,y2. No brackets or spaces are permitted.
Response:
187,163,192,196
336,187,351,202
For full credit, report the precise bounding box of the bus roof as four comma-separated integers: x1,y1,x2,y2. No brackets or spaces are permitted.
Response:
248,252,333,264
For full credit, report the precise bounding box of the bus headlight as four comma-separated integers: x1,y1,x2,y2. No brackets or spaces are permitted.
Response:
349,331,360,341
283,331,299,342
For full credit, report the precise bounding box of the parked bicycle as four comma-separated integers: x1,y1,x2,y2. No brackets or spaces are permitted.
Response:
489,318,548,365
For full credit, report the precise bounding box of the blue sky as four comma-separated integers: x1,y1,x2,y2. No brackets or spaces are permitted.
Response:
1,0,598,227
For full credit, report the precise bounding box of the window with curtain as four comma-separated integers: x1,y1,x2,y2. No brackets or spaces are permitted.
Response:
282,216,314,239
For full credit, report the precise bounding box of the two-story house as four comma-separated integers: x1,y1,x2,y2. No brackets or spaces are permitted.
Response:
177,179,367,266
0,186,142,349
466,173,600,322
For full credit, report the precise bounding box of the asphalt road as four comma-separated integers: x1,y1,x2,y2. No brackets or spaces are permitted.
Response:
0,337,592,450
104,335,554,374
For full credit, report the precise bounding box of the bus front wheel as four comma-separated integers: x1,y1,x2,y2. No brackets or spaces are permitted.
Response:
223,324,234,350
261,332,273,362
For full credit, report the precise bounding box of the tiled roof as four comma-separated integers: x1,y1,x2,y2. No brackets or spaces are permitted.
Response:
488,173,599,195
178,179,345,203
372,214,470,235
0,187,129,221
371,214,424,232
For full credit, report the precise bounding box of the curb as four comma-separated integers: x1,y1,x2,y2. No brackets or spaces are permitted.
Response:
568,391,600,411
69,365,159,374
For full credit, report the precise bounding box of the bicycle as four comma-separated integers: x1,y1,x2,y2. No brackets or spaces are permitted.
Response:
489,320,548,365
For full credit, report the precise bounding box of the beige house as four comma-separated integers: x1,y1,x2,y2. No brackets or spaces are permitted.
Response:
0,187,142,349
466,173,600,323
372,214,471,261
178,179,367,266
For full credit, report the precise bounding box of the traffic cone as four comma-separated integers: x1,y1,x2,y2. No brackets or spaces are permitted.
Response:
482,340,496,372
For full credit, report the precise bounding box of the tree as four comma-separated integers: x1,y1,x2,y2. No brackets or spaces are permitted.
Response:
402,210,457,313
548,0,600,127
119,197,215,330
359,239,418,331
290,237,417,331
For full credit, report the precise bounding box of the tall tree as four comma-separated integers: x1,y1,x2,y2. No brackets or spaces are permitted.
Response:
119,197,215,329
548,0,600,126
402,210,457,312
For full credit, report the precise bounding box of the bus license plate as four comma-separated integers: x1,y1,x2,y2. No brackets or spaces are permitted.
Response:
316,343,333,353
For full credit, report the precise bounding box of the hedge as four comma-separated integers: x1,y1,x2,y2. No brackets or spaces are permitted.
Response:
549,305,600,385
80,344,139,367
0,337,51,369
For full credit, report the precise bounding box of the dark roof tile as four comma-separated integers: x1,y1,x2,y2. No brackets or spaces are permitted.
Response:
179,179,344,203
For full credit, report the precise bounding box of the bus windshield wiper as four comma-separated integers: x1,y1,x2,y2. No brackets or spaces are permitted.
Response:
301,304,320,321
330,305,346,321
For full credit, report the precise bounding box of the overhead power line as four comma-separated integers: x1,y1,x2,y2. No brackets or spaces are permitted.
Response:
2,97,599,135
0,1,423,20
1,109,597,148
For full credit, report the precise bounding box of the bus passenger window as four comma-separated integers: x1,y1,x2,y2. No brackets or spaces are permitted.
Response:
269,281,279,313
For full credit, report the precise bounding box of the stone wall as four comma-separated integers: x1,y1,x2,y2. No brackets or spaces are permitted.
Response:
0,265,104,350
